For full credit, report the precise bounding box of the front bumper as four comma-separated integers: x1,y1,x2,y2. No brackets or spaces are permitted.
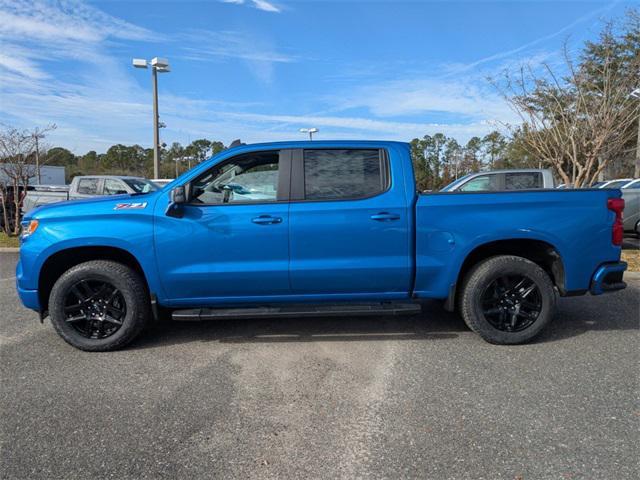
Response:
16,282,40,310
16,258,40,311
590,262,627,295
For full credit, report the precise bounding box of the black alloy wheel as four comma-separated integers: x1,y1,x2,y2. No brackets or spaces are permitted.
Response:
63,279,127,339
480,274,542,332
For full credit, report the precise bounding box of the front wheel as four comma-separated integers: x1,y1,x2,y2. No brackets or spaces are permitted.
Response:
460,255,556,345
49,260,150,351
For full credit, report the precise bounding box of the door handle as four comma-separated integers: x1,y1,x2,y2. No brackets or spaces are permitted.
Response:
370,212,400,221
252,215,282,225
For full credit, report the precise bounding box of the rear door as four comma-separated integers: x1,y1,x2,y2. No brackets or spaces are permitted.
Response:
288,148,412,297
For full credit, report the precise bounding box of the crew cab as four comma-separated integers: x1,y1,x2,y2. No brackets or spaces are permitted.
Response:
16,141,627,351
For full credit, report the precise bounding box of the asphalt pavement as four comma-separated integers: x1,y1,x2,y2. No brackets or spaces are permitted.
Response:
1,252,638,480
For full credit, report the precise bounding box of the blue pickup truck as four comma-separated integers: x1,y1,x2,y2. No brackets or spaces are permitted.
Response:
16,141,627,351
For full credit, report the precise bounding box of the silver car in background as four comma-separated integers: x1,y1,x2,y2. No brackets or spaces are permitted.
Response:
440,169,556,192
620,179,639,235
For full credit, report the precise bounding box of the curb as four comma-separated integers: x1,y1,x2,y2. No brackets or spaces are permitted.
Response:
0,248,19,253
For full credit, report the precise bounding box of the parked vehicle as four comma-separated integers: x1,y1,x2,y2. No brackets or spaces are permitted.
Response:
16,141,626,351
621,179,639,235
22,175,159,213
440,169,555,192
594,178,634,189
151,178,174,188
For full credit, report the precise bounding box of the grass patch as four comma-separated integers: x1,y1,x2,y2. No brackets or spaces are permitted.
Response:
622,249,640,272
0,232,20,248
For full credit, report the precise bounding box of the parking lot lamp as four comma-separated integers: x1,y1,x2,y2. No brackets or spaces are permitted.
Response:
300,128,319,141
132,57,171,179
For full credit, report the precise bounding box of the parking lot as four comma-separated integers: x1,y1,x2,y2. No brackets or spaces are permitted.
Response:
1,251,638,479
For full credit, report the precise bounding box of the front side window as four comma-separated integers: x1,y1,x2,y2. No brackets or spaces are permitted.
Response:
191,151,280,204
77,178,99,195
459,175,499,192
505,172,542,190
303,149,385,201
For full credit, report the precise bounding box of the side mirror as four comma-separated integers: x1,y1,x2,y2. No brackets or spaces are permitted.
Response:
166,185,188,218
171,185,186,204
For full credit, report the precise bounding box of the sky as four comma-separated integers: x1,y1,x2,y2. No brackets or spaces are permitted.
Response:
0,0,634,153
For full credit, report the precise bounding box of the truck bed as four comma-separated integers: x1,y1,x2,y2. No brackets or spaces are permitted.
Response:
413,188,622,298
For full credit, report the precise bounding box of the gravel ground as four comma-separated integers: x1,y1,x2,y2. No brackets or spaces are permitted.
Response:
1,252,638,480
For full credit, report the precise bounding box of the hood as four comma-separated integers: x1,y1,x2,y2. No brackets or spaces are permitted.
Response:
26,192,159,221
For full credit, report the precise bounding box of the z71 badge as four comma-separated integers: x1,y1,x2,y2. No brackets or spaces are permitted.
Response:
114,202,147,210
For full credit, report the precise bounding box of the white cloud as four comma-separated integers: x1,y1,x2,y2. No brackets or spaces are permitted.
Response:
180,30,295,83
251,0,281,13
220,0,282,13
0,0,158,43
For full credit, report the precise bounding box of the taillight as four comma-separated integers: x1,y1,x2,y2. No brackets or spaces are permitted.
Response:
607,198,624,246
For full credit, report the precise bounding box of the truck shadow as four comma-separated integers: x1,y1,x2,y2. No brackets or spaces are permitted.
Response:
130,288,639,350
132,300,463,349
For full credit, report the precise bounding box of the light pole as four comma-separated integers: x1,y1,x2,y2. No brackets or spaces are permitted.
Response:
31,131,45,184
300,128,318,140
132,57,170,179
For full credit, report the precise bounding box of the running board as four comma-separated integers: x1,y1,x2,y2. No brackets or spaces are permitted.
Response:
172,302,422,321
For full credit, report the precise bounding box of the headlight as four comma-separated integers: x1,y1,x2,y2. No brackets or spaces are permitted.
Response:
21,219,39,238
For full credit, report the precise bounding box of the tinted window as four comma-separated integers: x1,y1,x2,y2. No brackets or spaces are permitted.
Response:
604,180,631,189
303,149,384,200
77,178,99,195
624,181,640,189
459,175,500,192
191,151,280,204
505,172,542,190
104,179,128,195
122,178,157,194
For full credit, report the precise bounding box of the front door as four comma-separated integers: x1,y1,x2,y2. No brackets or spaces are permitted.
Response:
288,148,412,297
154,149,291,305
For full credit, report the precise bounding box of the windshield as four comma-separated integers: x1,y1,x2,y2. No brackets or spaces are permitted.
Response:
603,180,631,189
440,174,472,192
122,178,158,194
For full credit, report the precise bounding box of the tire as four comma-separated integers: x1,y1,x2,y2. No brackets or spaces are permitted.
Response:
460,255,556,345
48,260,150,351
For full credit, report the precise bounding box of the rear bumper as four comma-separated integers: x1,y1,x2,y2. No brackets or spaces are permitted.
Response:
590,262,627,295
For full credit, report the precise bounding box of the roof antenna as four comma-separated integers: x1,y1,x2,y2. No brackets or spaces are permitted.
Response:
229,139,244,148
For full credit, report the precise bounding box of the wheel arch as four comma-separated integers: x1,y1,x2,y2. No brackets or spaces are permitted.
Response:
445,238,566,311
38,246,149,314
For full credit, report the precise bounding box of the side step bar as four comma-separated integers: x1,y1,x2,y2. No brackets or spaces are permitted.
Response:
172,302,422,321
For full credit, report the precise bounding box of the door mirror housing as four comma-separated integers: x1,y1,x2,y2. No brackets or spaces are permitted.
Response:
166,184,188,217
171,185,187,204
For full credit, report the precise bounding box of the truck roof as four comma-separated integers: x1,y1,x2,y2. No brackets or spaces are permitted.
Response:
73,175,147,180
226,140,409,152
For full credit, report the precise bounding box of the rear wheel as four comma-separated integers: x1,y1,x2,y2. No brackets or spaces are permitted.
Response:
49,260,149,351
460,255,556,345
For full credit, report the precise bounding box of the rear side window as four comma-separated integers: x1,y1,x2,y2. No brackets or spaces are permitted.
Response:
459,175,500,192
77,178,99,195
505,172,542,190
303,149,386,200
